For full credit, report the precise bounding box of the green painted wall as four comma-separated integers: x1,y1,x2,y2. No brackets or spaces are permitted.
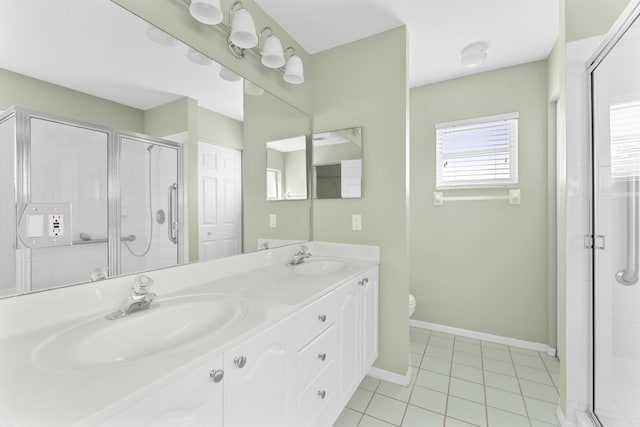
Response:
0,68,144,132
311,27,410,376
198,107,243,151
566,0,631,42
111,0,312,115
410,61,551,344
243,90,311,251
313,142,361,165
144,98,189,138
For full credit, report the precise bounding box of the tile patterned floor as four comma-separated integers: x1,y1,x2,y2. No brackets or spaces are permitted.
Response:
333,327,561,427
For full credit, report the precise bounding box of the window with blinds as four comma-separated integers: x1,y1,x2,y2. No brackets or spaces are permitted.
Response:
610,102,640,179
436,112,519,189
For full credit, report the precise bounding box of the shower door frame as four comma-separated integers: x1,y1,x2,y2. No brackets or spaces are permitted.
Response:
586,1,640,425
11,107,185,290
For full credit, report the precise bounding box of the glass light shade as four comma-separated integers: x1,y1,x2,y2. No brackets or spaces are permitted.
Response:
283,55,304,85
219,66,242,82
261,35,285,69
187,49,213,66
461,42,488,69
189,0,223,25
230,8,258,49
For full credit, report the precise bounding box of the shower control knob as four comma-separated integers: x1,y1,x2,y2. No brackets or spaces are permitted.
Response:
210,369,224,383
317,390,326,399
317,314,327,322
234,356,247,368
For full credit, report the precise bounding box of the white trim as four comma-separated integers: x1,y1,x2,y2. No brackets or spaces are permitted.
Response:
435,111,519,129
410,320,557,355
557,406,574,427
367,366,413,387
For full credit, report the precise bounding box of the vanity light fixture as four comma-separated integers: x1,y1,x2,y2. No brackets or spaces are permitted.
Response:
189,0,223,25
219,65,242,82
229,2,258,49
187,48,214,65
146,26,177,47
460,41,488,69
283,47,304,85
259,28,285,69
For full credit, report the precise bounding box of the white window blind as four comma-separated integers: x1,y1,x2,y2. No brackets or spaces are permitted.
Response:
610,102,640,179
436,112,518,189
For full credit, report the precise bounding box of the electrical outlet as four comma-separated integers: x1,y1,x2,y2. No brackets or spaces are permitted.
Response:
352,214,362,231
269,214,277,228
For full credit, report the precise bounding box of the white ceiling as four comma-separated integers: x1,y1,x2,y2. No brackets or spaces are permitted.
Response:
254,0,559,87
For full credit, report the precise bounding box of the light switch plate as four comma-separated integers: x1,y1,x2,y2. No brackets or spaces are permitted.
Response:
269,214,277,228
352,214,362,231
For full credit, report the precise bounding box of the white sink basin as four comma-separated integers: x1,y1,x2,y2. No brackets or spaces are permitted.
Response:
293,258,347,276
33,293,248,370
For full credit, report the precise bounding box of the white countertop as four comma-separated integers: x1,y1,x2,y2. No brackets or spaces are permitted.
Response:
0,242,379,427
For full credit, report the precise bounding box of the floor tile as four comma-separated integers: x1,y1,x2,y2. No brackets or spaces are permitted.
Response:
445,417,477,426
481,341,509,351
411,333,430,344
347,388,374,412
509,347,542,357
454,341,481,356
401,405,445,427
486,406,530,427
431,331,456,339
530,419,560,427
415,370,450,393
483,371,520,393
482,358,515,376
365,394,407,425
525,396,561,424
515,365,554,386
482,348,511,362
421,356,452,375
485,386,527,415
360,376,381,392
377,381,412,402
449,378,485,404
519,379,560,404
359,415,397,427
410,327,429,335
543,358,560,373
410,352,422,368
549,371,560,388
450,363,484,384
455,336,481,345
426,345,454,361
411,341,427,355
409,385,447,414
429,336,455,349
452,351,482,368
446,396,487,427
511,352,546,370
333,407,362,427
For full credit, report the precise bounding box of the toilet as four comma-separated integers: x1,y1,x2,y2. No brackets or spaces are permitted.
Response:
409,294,416,318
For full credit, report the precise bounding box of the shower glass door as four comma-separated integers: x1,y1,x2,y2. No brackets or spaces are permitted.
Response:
591,10,640,427
118,135,180,276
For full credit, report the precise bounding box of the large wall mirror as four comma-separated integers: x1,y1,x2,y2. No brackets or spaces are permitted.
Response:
0,0,311,298
312,127,363,198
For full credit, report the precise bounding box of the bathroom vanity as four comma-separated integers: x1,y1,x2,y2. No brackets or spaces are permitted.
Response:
0,242,379,427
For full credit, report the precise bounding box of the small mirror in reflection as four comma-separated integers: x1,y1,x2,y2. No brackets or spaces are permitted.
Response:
266,135,308,200
312,127,362,199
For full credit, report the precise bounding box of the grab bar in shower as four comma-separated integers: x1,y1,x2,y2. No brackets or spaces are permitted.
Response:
72,234,136,245
616,178,639,286
168,183,178,244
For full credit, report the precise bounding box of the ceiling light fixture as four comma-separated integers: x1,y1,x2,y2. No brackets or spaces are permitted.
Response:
189,0,223,25
219,65,242,82
187,48,214,65
182,0,305,85
460,42,488,69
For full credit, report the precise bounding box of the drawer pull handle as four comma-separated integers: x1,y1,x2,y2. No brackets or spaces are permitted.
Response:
317,353,327,362
317,390,326,399
317,314,327,322
234,356,247,368
358,277,369,286
209,369,224,383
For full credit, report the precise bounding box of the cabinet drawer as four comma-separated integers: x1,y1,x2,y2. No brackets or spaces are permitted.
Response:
297,291,335,349
298,325,336,389
298,362,336,427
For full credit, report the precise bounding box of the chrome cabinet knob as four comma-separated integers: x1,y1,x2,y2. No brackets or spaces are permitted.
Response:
317,314,327,322
317,353,327,362
234,356,247,368
209,369,224,383
317,390,326,399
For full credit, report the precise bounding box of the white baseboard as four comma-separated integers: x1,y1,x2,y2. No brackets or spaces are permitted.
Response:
410,319,557,355
367,366,413,387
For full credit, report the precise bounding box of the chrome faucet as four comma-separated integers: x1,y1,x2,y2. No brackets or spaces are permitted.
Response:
290,244,312,265
106,275,158,320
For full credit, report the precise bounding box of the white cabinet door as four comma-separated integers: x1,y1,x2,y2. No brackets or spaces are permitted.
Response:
361,267,379,375
99,356,224,427
335,278,361,409
224,314,298,427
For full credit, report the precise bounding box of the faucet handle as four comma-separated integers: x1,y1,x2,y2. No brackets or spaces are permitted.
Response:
133,275,154,294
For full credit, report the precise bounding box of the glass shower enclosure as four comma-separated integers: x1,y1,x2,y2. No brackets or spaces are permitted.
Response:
589,4,640,426
0,107,183,296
